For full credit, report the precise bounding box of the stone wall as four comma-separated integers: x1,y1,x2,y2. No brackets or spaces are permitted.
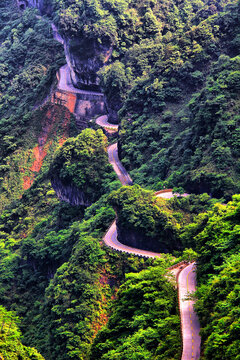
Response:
52,90,105,123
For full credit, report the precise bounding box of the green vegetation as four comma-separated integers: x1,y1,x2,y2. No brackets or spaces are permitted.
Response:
0,306,44,360
0,104,75,210
0,1,65,206
0,5,64,156
0,122,122,360
0,0,240,359
115,0,240,199
196,255,240,360
109,185,181,252
181,195,240,359
50,128,118,203
0,170,135,360
91,259,181,360
109,185,218,253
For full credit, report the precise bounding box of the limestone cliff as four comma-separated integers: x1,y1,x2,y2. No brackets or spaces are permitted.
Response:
64,37,112,91
51,177,92,207
18,0,114,120
17,0,52,14
116,223,167,253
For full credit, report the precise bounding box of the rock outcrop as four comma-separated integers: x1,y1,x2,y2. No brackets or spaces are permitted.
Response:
17,0,52,14
104,99,121,124
64,37,112,92
116,224,170,253
51,177,92,207
18,0,114,119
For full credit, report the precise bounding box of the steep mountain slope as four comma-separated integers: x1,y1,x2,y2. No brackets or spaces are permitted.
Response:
0,306,44,360
0,2,66,208
0,104,75,210
181,195,240,359
90,261,181,360
0,0,240,359
117,1,240,200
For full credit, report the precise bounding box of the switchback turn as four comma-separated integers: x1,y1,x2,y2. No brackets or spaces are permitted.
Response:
52,20,201,356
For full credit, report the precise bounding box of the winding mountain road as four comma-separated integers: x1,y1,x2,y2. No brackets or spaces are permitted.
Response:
108,143,133,186
104,133,201,360
57,64,103,97
179,263,201,360
104,220,162,258
96,115,119,131
51,19,201,357
156,190,189,199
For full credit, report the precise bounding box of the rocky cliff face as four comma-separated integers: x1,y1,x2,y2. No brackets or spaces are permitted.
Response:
104,98,121,124
64,37,112,91
116,224,167,253
60,35,114,119
18,0,112,92
18,0,114,118
51,177,92,207
17,0,52,14
116,222,181,253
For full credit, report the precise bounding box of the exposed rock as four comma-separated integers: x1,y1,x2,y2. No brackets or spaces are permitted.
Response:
17,0,52,14
116,224,167,253
104,99,120,124
52,21,112,92
51,177,92,207
64,37,112,91
18,0,113,121
116,222,181,254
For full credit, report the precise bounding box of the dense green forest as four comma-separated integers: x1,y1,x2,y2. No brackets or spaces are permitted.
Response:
0,0,66,209
91,260,181,360
0,0,239,359
109,185,217,253
182,195,240,359
50,0,240,199
50,129,118,204
0,306,44,359
117,0,240,200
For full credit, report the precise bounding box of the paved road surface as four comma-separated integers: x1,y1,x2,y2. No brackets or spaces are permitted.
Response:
50,24,201,359
104,221,162,258
96,115,119,131
57,64,103,97
108,143,133,186
51,23,64,45
156,191,189,199
178,263,201,360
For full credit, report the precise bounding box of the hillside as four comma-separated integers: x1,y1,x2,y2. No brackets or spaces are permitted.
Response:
117,0,240,200
0,0,239,360
0,306,44,360
0,1,66,209
181,195,240,359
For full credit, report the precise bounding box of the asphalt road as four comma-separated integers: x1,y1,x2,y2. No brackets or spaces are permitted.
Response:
178,263,201,360
105,140,201,359
57,64,103,96
104,221,162,258
156,191,189,199
96,115,119,130
108,143,133,186
49,25,201,357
